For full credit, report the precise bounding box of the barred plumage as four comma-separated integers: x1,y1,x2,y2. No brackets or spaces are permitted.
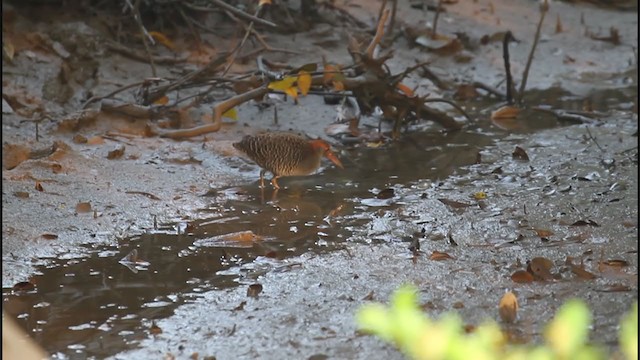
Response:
233,132,343,189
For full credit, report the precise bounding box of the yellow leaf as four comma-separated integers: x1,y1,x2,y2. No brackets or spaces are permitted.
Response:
473,191,487,200
259,0,272,5
284,86,298,99
222,107,238,120
498,291,518,323
396,83,414,97
153,95,169,105
297,70,311,96
148,31,176,51
268,76,297,91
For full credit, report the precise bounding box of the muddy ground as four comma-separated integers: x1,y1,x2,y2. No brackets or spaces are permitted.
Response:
2,0,638,359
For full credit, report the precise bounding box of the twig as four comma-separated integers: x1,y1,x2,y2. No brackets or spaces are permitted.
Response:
106,41,188,64
182,1,277,28
471,81,505,98
388,0,397,39
155,86,269,139
366,8,390,58
517,1,548,104
431,0,444,39
585,126,604,152
502,31,516,104
125,0,157,76
83,78,168,109
423,98,471,121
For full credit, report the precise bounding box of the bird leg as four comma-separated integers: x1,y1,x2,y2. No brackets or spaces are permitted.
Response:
259,169,266,188
271,176,281,189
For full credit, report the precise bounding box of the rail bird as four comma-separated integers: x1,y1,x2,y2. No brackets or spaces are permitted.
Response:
233,132,343,189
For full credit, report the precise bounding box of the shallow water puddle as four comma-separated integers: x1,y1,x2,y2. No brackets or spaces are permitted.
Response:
3,88,636,358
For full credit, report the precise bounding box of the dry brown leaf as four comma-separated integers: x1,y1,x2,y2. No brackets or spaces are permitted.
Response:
150,321,163,335
3,143,31,170
153,95,169,105
527,257,554,281
429,251,454,261
599,259,629,268
555,14,563,33
438,198,472,209
35,181,44,192
86,136,104,145
396,83,414,97
223,231,264,243
247,283,263,298
76,202,92,213
14,191,30,198
13,281,35,292
512,146,529,161
453,84,479,100
533,228,554,238
41,233,57,240
491,106,520,120
511,270,534,283
499,291,518,323
107,145,126,160
491,117,523,131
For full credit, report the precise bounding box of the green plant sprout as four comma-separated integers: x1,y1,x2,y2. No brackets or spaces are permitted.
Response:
357,285,638,360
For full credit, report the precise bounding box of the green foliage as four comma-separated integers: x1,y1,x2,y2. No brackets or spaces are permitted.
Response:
356,285,638,360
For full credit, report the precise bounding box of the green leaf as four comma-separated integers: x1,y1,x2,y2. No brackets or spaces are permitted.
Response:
545,299,591,358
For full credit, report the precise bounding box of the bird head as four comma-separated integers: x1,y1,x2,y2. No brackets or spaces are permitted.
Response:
309,139,344,169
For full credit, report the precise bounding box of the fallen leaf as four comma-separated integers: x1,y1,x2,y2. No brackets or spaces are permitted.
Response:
86,136,104,145
566,257,597,280
268,76,297,91
454,84,480,101
396,83,414,97
438,198,472,209
472,191,487,200
512,146,529,161
284,86,298,100
491,105,520,120
297,70,312,96
527,257,554,281
75,202,92,213
511,270,534,283
247,284,263,298
35,182,44,192
41,233,58,240
13,191,29,198
570,220,600,227
222,107,238,120
555,14,563,33
13,281,35,292
148,31,176,51
150,321,163,335
533,228,554,238
153,95,169,105
107,145,126,159
599,259,629,268
430,251,454,261
499,291,518,323
376,188,395,199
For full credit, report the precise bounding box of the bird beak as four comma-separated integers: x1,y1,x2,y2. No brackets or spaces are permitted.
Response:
325,150,344,169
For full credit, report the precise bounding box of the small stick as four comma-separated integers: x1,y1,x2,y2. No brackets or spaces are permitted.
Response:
517,0,549,104
126,0,157,76
502,31,516,104
431,0,444,39
366,8,390,58
182,1,277,28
